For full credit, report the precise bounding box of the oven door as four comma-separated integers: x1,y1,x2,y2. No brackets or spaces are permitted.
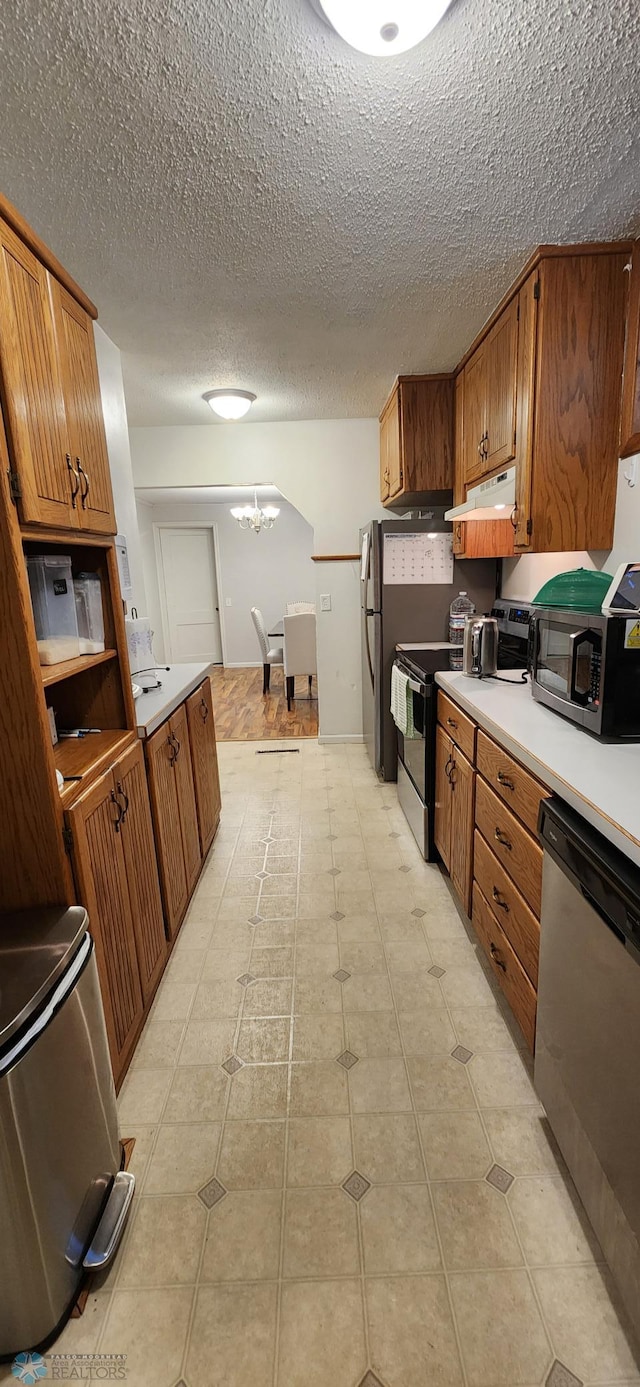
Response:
533,618,603,728
396,668,427,802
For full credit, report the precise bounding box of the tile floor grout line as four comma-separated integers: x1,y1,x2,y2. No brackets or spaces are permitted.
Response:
365,825,473,1387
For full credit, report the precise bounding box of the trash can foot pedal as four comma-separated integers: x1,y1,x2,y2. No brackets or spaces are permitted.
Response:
83,1170,135,1270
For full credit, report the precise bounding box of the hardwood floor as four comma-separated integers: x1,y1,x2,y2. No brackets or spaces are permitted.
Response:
210,666,319,740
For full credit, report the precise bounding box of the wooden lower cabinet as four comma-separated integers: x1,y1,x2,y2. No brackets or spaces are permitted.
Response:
434,725,474,914
146,702,203,939
187,679,222,856
472,882,537,1052
66,740,166,1086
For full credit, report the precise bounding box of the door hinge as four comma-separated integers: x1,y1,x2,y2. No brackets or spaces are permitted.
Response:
533,280,540,300
526,518,533,537
7,469,22,502
62,826,74,853
516,302,520,322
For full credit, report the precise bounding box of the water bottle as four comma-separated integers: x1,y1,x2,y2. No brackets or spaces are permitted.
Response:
449,591,475,646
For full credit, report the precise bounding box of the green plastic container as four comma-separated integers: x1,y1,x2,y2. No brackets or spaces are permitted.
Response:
532,567,614,613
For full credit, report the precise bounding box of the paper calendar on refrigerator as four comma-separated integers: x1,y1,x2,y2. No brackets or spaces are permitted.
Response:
383,531,454,585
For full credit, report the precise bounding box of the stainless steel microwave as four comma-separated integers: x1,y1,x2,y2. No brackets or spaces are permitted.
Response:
531,607,640,737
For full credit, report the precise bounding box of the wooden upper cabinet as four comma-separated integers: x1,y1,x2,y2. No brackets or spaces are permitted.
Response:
620,245,640,460
49,277,116,534
0,220,73,527
114,741,166,1003
187,679,221,858
461,347,486,485
66,767,144,1085
380,375,454,507
484,296,519,472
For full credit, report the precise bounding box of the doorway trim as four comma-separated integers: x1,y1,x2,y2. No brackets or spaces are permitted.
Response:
153,522,227,666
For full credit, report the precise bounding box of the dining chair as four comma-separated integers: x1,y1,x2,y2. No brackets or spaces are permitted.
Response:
286,601,316,614
251,607,283,695
283,612,317,711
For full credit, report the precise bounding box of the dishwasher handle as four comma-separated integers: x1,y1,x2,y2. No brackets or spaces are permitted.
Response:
580,884,627,947
540,797,640,958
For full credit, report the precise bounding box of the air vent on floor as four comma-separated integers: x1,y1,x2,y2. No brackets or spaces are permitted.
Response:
255,748,301,754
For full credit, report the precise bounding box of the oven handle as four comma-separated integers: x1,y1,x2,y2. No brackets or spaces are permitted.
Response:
407,677,425,695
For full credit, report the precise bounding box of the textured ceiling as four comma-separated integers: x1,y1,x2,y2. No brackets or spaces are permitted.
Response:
1,0,639,425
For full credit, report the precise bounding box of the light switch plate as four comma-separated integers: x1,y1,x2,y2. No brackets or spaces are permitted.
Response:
320,594,331,611
225,598,232,606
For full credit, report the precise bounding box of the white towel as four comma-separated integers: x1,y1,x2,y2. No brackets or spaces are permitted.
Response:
391,665,415,737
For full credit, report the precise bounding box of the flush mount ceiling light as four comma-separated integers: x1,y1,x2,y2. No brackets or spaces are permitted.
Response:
230,489,280,534
312,0,452,56
202,388,256,420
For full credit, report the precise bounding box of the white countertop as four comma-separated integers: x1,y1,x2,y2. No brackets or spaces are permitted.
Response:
134,663,214,738
436,670,640,867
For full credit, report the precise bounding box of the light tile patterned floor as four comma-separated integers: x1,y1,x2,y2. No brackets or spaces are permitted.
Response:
18,740,640,1386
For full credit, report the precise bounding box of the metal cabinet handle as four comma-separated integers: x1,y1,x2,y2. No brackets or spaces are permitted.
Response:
200,697,209,723
168,732,181,763
67,454,80,507
110,789,123,832
446,716,458,729
77,459,90,508
490,941,507,971
510,504,519,533
444,755,454,781
494,827,512,850
116,781,129,824
496,771,515,791
168,734,177,766
492,886,510,911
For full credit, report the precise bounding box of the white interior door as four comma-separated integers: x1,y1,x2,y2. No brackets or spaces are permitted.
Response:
158,527,223,663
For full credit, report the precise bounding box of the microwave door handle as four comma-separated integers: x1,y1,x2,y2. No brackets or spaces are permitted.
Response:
569,630,592,706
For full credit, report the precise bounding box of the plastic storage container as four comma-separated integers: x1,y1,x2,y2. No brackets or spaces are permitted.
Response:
449,591,475,645
74,573,105,654
26,556,81,665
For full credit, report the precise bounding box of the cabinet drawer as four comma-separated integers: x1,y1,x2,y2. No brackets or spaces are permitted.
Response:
438,692,476,763
476,731,549,835
471,883,537,1052
475,777,543,916
473,830,539,986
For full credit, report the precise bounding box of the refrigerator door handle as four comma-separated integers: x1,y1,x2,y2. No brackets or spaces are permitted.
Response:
364,610,375,689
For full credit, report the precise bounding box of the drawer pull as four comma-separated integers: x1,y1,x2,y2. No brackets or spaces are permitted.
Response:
490,941,507,971
446,717,458,729
494,827,512,850
492,886,510,911
496,771,515,790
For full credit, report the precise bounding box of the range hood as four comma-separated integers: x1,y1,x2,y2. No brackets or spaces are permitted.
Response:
444,467,516,522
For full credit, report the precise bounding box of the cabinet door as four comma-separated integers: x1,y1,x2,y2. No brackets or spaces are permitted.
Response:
0,220,74,527
462,348,487,485
50,277,117,534
620,244,640,460
66,769,144,1085
170,702,202,895
434,726,453,869
449,747,475,916
186,680,221,857
146,720,188,937
452,373,466,556
484,297,519,472
383,390,403,498
114,740,167,1002
379,406,390,502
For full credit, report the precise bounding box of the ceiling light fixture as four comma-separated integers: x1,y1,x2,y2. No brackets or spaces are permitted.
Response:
202,388,256,420
230,489,280,534
313,0,452,56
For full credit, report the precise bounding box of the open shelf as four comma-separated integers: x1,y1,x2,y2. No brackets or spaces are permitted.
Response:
41,648,118,688
55,729,136,807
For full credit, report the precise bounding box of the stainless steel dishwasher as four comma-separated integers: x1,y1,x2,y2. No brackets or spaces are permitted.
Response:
536,798,640,1339
0,906,134,1359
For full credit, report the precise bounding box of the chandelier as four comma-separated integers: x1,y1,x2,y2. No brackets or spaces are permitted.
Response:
230,489,280,533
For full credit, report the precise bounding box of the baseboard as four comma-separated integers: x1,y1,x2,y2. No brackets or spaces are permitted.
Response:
318,734,365,744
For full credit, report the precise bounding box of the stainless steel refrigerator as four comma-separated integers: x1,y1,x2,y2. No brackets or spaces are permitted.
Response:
360,515,497,780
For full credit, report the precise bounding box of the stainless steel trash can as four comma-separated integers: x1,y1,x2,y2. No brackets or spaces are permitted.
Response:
0,907,134,1358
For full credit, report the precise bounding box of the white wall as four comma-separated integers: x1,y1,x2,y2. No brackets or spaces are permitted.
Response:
94,325,147,612
130,421,384,740
136,498,314,666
